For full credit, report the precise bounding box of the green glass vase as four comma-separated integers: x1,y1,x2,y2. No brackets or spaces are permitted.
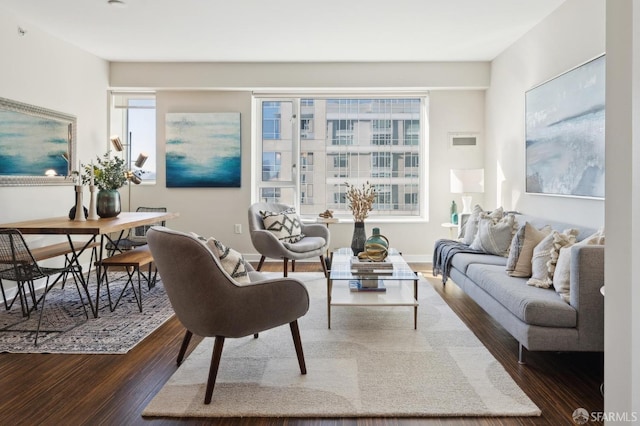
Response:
96,189,121,218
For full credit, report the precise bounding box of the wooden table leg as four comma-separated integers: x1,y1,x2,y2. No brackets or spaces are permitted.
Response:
414,276,418,330
327,275,332,329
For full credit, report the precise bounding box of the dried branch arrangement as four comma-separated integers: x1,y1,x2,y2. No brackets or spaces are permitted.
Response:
345,181,376,222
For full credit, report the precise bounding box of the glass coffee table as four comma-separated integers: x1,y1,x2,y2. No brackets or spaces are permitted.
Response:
327,247,419,329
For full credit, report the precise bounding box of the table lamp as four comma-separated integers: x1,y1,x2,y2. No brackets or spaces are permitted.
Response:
450,168,484,214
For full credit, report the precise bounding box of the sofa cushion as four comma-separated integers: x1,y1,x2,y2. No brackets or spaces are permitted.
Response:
450,252,508,275
469,214,516,257
506,222,552,277
283,236,326,253
527,229,578,288
465,263,577,328
553,230,605,303
462,205,503,245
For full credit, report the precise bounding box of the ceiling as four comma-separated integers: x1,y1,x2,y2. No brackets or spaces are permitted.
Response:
0,0,566,62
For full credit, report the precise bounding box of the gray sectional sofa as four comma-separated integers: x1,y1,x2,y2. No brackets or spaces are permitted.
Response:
438,213,604,364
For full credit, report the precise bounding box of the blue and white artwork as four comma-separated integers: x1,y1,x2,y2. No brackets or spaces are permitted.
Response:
165,112,241,188
0,109,70,177
525,55,605,199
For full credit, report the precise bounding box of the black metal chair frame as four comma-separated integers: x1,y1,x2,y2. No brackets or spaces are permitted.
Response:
105,207,167,256
0,229,89,345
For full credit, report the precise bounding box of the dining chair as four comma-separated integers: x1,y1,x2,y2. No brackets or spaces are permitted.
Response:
106,206,167,256
0,229,89,345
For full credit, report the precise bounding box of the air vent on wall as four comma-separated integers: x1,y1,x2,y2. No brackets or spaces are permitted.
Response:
449,133,479,148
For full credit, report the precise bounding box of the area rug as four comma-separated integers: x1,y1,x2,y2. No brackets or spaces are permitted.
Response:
143,272,541,418
0,272,174,354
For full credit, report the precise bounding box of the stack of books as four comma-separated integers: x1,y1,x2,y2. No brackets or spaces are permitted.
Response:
349,280,386,292
351,257,393,274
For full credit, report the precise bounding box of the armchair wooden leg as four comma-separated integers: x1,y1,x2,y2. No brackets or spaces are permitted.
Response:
283,258,288,277
320,255,328,278
256,256,266,271
205,336,225,404
291,259,296,272
289,320,307,375
177,329,193,365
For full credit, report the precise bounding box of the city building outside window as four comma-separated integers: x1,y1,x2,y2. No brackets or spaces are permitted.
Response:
255,96,428,221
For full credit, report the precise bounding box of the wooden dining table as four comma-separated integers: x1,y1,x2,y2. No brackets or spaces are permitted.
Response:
0,211,179,317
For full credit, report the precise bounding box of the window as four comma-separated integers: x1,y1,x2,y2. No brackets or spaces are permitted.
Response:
109,92,156,183
255,96,428,220
262,152,281,180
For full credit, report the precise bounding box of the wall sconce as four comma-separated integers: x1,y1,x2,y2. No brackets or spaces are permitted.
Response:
450,168,485,214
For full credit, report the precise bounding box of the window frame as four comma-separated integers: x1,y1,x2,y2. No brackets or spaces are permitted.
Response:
252,93,429,223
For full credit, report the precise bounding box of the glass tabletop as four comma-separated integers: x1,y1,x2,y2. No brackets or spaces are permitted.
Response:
329,247,417,281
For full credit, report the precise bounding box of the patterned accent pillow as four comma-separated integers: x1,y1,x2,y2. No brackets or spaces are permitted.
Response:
189,232,250,284
205,238,250,284
260,208,305,243
462,205,504,245
505,222,552,277
527,229,578,288
469,214,516,257
553,229,605,303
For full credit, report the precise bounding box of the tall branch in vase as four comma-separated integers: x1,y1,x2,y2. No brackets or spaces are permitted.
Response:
345,181,376,222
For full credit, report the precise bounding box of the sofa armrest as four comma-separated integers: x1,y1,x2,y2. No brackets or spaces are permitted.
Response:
570,244,604,351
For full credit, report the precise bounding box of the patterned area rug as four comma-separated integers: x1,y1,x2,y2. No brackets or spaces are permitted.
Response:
0,272,173,354
143,272,541,418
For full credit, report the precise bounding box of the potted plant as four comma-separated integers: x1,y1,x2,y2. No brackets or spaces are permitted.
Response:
345,181,376,255
83,151,127,218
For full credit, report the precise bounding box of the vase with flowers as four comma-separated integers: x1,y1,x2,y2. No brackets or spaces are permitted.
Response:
83,151,127,218
345,181,376,255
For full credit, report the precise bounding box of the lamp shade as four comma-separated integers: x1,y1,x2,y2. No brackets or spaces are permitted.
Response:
134,152,148,168
450,169,485,194
110,135,124,152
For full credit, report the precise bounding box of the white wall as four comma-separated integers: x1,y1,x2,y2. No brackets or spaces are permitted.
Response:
111,64,489,260
0,10,109,225
488,0,640,418
605,0,640,419
0,10,109,285
485,0,605,228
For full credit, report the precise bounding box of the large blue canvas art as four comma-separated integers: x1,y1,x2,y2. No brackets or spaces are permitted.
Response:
165,112,241,188
0,109,70,177
525,55,605,199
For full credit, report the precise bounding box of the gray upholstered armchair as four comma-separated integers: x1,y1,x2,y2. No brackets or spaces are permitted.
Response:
147,226,309,404
248,202,330,277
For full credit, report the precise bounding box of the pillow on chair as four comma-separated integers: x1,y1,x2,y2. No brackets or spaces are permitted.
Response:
190,232,250,284
260,208,305,243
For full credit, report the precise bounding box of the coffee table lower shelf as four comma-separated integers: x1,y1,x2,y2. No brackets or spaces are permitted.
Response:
327,279,419,329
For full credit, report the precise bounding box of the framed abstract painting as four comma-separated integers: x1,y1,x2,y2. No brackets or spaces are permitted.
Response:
525,54,605,199
0,97,76,186
165,112,241,188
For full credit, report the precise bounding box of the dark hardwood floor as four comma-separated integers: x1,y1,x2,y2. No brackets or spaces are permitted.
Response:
0,262,603,425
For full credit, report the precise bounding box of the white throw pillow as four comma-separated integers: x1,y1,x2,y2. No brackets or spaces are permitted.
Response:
527,229,578,288
260,208,305,243
505,222,552,277
462,205,503,245
553,230,605,302
469,214,516,257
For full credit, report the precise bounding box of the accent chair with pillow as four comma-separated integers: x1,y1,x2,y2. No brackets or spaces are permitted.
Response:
248,202,329,277
147,226,309,404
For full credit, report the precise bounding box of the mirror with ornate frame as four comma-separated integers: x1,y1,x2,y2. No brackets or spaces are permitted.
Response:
0,96,76,186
